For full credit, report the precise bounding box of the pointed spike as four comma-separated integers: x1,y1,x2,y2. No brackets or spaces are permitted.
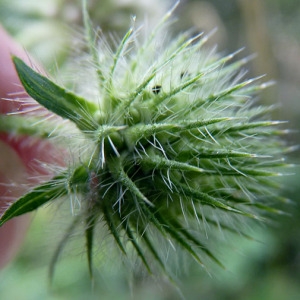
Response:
82,0,105,86
141,230,165,271
176,182,262,220
155,212,206,268
109,26,134,88
102,203,127,255
170,218,225,269
121,219,152,274
108,159,154,207
85,213,97,278
140,154,211,174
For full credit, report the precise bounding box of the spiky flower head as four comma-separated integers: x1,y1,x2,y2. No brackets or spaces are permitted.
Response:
0,2,290,282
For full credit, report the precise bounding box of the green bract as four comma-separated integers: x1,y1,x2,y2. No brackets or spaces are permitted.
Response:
0,2,289,283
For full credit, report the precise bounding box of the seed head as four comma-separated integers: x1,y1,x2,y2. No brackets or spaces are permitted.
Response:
0,1,290,283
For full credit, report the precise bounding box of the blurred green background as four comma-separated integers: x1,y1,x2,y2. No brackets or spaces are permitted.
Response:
0,0,299,299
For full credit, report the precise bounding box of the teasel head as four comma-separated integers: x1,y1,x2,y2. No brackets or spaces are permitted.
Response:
0,1,291,284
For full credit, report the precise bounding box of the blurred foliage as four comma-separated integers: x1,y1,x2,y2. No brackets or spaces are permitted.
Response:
0,0,299,299
0,0,169,69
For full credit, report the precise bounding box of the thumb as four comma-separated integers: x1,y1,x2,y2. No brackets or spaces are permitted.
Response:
0,25,61,268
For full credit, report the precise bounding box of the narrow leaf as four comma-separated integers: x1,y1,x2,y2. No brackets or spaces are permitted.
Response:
82,0,105,86
140,154,215,174
12,56,98,132
85,213,97,278
108,159,154,207
119,31,204,111
174,117,234,132
155,212,205,268
213,166,280,177
0,175,67,226
170,218,224,268
177,147,261,160
125,117,231,144
102,202,126,254
150,72,204,108
206,76,264,103
0,166,89,226
187,208,253,239
108,26,134,90
220,121,286,135
141,230,166,271
176,182,259,219
121,219,152,273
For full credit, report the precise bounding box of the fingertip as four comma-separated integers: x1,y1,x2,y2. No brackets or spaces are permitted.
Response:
0,25,30,113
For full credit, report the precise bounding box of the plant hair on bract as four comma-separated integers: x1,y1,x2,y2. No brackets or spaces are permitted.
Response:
0,0,292,287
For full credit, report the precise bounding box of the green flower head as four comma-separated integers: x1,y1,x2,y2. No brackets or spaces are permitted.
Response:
0,1,291,283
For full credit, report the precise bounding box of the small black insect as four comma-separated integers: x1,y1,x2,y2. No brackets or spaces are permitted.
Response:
180,71,190,80
152,85,162,94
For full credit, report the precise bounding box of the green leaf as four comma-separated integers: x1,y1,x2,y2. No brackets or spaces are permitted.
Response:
108,26,133,91
85,213,97,278
140,154,215,174
169,218,225,268
177,147,260,161
0,166,89,226
150,72,204,108
220,121,286,135
12,56,98,132
102,202,126,255
187,207,253,239
0,175,67,226
125,117,232,145
121,219,152,273
175,182,259,219
108,159,154,207
174,117,234,132
205,77,263,103
155,212,206,268
140,230,166,271
212,166,280,177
